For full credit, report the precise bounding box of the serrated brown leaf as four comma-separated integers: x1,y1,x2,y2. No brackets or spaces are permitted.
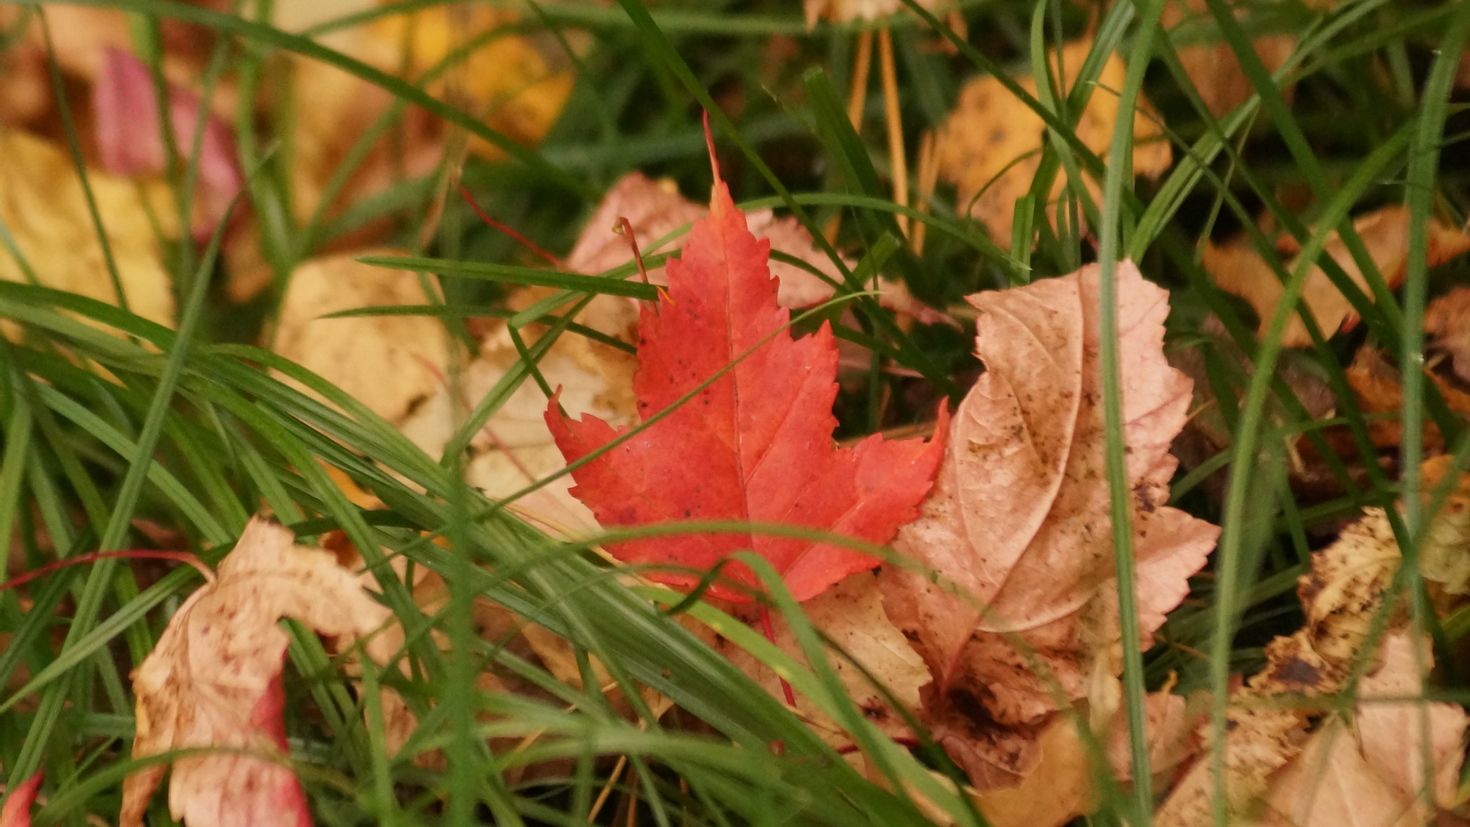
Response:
1205,205,1470,348
883,262,1216,748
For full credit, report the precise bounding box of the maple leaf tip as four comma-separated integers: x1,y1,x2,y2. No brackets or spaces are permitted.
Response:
702,110,723,190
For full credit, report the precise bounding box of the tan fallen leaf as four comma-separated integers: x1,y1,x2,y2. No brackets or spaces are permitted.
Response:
1156,467,1470,825
938,40,1171,245
1205,205,1470,348
880,261,1216,788
397,318,637,535
565,171,939,327
715,571,929,748
803,0,950,24
0,128,175,331
1164,0,1296,117
270,250,458,425
122,517,393,827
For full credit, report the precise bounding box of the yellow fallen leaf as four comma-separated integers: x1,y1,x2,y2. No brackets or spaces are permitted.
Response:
0,128,175,331
375,5,573,162
122,517,393,827
270,250,458,425
1204,205,1470,348
938,39,1171,245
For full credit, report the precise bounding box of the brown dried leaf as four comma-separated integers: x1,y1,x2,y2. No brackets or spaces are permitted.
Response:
938,40,1172,245
123,517,392,827
1427,287,1470,388
881,261,1216,789
1250,633,1468,827
1164,0,1296,117
270,250,459,425
0,128,175,331
1157,473,1470,825
1204,205,1470,348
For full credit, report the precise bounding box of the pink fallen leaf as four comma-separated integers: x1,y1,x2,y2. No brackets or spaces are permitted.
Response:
882,261,1217,782
0,772,42,827
566,171,943,327
94,47,243,239
121,516,392,827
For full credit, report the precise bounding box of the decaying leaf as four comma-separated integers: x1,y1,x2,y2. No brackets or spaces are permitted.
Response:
1205,205,1470,348
122,517,393,827
1156,467,1470,825
548,143,947,603
881,261,1217,784
0,128,175,330
0,772,42,827
1164,0,1296,117
803,0,950,24
398,318,637,535
938,40,1172,245
1249,632,1467,827
93,48,243,238
270,250,458,425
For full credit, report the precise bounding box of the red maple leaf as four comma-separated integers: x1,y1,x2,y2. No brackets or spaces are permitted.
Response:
545,129,947,603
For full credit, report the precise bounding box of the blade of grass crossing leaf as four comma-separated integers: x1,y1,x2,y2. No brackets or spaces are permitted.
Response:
1399,5,1470,811
1095,0,1164,821
1206,114,1413,827
7,177,243,785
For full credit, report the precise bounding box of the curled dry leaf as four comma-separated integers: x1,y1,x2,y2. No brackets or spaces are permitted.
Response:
547,146,947,603
93,48,243,239
938,40,1171,245
1205,205,1470,348
1249,632,1468,827
1156,467,1470,825
270,250,458,425
0,128,175,331
0,772,42,827
881,261,1217,784
398,317,637,535
1164,0,1296,117
122,517,394,827
565,171,941,335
